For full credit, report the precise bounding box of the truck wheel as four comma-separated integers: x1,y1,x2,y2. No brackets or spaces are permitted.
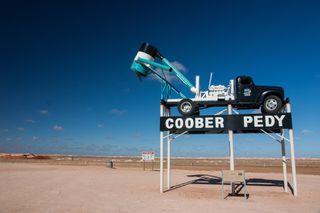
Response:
262,95,282,114
178,99,197,116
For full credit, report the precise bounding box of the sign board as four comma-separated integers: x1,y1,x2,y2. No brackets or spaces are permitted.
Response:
142,151,155,161
160,113,292,133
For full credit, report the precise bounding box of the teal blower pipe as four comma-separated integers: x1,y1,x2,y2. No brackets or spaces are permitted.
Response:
131,43,196,94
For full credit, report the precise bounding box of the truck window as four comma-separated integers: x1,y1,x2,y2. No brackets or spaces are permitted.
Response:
240,77,252,85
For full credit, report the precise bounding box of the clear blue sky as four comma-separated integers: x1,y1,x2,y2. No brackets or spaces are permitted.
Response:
1,0,319,157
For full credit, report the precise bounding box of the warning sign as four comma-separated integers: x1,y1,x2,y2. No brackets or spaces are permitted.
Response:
142,151,155,161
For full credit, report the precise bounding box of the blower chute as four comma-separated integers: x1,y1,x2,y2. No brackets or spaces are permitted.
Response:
131,43,197,99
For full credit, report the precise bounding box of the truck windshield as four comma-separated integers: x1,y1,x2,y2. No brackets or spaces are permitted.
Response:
240,77,252,85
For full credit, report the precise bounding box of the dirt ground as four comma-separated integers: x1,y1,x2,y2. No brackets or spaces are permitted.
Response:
0,162,319,213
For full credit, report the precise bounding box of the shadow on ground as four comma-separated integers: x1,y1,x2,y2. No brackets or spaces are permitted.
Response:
165,173,293,197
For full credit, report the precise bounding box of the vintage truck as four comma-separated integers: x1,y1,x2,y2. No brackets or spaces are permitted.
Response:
131,43,285,115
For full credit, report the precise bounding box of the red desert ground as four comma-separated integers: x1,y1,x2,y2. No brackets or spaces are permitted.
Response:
0,153,319,213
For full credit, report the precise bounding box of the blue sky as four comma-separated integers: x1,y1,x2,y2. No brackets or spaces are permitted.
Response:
0,0,320,157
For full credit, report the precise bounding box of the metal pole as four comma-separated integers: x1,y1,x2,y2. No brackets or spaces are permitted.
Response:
167,108,171,190
167,134,171,189
227,104,235,195
160,104,164,193
286,102,298,196
228,104,235,171
280,129,288,193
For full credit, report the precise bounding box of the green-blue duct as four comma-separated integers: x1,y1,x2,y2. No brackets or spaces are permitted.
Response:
131,57,194,90
130,56,194,99
161,58,194,90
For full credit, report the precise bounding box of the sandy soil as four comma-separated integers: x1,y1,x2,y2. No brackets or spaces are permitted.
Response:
0,162,319,213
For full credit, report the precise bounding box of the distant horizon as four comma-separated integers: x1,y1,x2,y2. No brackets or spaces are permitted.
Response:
1,151,319,159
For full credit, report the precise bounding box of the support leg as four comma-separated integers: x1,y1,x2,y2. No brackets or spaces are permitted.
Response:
167,108,171,190
243,173,247,200
227,104,235,194
160,104,164,193
287,102,298,196
280,129,288,193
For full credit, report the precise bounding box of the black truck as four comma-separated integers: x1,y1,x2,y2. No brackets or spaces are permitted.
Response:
169,76,285,116
233,76,284,112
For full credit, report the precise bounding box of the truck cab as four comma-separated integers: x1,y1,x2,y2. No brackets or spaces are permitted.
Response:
235,76,284,113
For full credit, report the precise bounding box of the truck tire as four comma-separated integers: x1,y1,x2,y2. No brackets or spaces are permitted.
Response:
178,99,197,116
262,95,282,114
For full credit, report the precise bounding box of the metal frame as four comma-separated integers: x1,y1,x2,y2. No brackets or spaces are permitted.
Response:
221,170,247,200
159,100,298,196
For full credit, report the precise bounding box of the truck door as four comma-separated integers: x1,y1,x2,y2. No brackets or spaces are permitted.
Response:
236,76,256,103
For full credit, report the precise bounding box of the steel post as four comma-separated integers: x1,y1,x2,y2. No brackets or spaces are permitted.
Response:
286,102,298,196
280,129,288,193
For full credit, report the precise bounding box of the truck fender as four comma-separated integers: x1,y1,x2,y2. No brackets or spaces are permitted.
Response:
258,91,283,105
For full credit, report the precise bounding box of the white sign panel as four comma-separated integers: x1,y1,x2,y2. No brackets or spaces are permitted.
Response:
142,151,155,161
